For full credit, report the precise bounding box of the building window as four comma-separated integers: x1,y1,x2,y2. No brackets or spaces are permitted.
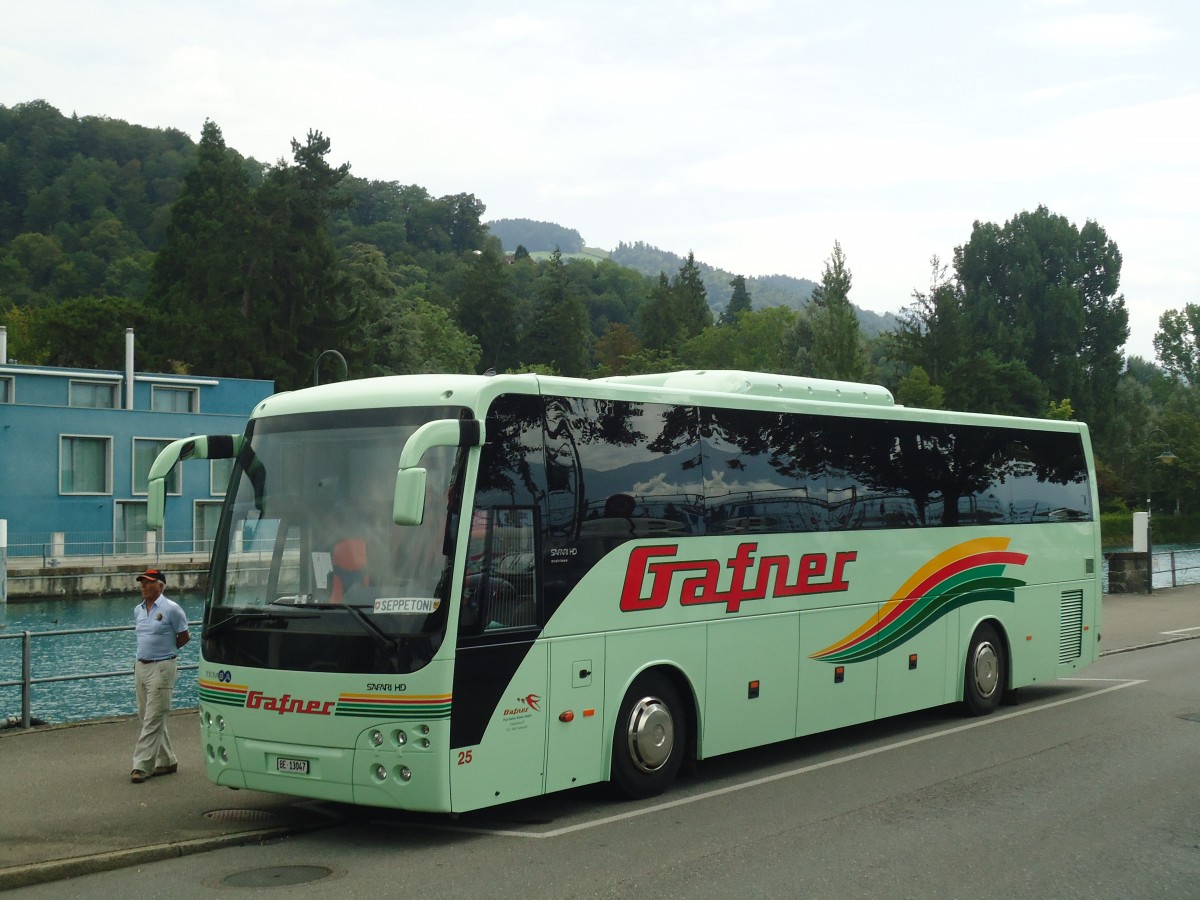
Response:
0,376,12,403
133,438,181,495
151,386,198,413
210,457,234,496
69,380,118,408
60,435,112,494
194,501,223,553
116,501,149,554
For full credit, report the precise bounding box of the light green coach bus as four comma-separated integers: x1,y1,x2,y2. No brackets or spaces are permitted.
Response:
148,369,1102,811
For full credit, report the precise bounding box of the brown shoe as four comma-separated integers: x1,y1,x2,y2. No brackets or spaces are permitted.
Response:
153,763,178,776
130,769,148,783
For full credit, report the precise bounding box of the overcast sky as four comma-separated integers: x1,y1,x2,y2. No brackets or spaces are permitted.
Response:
4,0,1197,361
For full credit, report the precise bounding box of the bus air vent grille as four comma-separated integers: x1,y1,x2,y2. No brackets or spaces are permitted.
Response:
1058,589,1084,663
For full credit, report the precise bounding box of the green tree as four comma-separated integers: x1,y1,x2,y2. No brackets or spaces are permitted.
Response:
683,306,798,373
13,296,163,369
895,365,944,409
803,241,870,381
672,252,713,343
523,249,590,376
954,206,1127,424
458,244,516,373
636,252,712,353
148,120,259,376
942,351,1046,416
719,274,752,325
593,321,643,377
1154,302,1200,386
636,272,674,351
894,257,965,384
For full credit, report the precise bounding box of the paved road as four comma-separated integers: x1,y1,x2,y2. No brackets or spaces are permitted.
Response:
2,588,1198,894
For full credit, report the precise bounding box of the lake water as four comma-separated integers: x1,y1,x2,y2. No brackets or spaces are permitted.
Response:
0,592,204,725
4,547,1200,725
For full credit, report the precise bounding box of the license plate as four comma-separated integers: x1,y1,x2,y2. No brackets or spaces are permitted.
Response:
276,757,310,774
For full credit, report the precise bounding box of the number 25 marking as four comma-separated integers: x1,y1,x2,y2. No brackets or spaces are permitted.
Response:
457,750,473,766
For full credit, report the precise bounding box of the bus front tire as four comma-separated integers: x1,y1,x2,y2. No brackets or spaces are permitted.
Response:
963,623,1006,716
610,672,685,800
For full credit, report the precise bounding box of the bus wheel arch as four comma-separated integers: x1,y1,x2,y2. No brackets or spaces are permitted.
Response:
962,620,1009,716
609,667,694,799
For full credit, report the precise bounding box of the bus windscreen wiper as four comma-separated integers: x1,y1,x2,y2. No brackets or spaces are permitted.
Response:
302,604,400,657
204,610,317,641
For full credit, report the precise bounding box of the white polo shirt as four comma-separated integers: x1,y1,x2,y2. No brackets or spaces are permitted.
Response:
134,595,188,661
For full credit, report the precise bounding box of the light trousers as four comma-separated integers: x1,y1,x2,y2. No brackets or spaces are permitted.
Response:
132,658,178,773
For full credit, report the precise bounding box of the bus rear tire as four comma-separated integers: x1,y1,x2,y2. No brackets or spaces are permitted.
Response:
610,672,685,800
962,622,1005,716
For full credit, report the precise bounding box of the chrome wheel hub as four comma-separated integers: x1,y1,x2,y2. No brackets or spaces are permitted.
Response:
625,696,674,772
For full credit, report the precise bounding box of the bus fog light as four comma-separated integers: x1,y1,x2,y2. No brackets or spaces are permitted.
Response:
419,738,430,749
206,744,215,761
370,729,384,747
218,746,229,763
399,766,412,782
374,764,387,781
395,729,407,746
419,724,430,735
216,715,226,732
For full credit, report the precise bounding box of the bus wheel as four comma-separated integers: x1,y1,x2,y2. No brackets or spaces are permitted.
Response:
611,672,685,799
963,623,1005,716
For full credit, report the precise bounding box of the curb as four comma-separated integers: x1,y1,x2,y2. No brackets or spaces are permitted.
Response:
0,826,309,892
1100,632,1200,656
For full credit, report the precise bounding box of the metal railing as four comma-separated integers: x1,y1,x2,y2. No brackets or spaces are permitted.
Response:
0,621,200,729
1152,549,1200,588
6,531,213,563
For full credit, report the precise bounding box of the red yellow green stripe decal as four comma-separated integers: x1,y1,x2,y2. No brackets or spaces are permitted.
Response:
334,693,452,719
810,537,1027,664
198,678,451,720
198,678,250,707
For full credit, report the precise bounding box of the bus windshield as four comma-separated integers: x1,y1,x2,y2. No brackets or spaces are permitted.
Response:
203,405,465,675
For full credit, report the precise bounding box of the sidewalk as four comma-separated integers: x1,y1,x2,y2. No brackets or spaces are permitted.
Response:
3,587,1199,891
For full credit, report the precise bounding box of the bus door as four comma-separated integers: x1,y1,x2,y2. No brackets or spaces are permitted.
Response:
448,394,551,811
545,636,606,793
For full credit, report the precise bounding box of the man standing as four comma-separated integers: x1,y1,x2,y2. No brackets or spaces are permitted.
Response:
130,568,190,784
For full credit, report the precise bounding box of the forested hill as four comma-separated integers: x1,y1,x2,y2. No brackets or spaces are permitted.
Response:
486,223,897,337
485,218,584,254
609,241,898,338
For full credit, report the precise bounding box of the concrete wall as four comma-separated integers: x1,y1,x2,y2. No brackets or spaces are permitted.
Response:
5,560,207,601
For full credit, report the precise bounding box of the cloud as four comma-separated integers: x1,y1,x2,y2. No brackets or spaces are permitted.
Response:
1022,13,1174,50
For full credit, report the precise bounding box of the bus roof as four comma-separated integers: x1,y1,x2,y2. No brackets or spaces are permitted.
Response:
248,370,1084,437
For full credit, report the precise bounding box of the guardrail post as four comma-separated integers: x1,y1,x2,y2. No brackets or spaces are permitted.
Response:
1,518,7,626
22,631,32,729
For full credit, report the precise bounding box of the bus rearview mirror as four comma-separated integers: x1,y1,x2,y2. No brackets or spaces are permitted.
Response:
393,468,428,526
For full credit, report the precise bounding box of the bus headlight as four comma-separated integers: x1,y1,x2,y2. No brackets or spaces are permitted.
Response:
371,729,384,747
399,766,412,782
395,729,407,746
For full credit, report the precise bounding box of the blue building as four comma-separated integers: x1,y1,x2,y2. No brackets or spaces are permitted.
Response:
0,327,274,559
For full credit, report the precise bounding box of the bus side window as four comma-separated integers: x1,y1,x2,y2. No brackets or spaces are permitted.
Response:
461,507,538,634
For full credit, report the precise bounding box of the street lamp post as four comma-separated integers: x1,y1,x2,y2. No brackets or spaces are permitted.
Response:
312,349,348,386
1144,428,1177,594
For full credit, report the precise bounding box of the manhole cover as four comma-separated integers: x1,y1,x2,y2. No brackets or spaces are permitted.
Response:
223,865,332,887
204,808,279,824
